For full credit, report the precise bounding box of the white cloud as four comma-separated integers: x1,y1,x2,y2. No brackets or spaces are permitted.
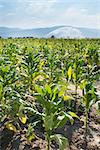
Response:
24,5,100,29
29,6,100,29
25,0,57,15
62,6,100,29
0,1,100,29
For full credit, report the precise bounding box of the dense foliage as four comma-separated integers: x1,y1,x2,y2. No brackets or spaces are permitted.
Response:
0,38,100,150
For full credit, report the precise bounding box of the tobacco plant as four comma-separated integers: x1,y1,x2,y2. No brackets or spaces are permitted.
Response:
32,83,79,150
81,81,98,133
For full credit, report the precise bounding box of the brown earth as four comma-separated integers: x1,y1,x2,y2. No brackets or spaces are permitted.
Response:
1,82,100,150
1,107,100,150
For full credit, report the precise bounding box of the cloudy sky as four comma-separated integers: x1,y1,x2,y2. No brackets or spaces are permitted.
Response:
0,0,100,29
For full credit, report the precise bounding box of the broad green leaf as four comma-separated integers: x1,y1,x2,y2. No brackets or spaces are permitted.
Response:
59,90,65,97
50,134,69,150
2,66,10,73
45,84,52,95
43,114,54,131
53,86,58,95
0,75,3,82
34,85,43,94
39,61,45,70
80,80,87,89
72,72,76,80
64,112,74,124
73,63,76,69
56,113,69,128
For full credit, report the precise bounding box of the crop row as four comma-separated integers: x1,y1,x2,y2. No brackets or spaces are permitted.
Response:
0,38,100,150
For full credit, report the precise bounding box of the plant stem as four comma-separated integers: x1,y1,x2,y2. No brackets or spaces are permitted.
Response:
75,83,78,111
75,83,78,99
84,109,89,149
46,133,50,150
85,109,88,134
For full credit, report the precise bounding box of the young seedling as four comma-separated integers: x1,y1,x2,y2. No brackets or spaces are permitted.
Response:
33,83,79,150
81,81,97,134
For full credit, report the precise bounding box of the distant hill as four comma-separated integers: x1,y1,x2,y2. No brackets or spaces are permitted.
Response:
0,26,100,38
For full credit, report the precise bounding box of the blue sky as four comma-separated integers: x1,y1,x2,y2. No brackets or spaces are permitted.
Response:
0,0,100,29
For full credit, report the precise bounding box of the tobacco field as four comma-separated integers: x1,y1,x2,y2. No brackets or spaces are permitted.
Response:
0,38,100,150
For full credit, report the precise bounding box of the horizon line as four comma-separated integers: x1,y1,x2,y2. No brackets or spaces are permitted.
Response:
0,25,100,30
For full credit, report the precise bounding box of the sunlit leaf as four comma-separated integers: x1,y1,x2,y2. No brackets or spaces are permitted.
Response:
63,95,74,101
28,134,35,141
6,123,17,132
45,84,52,95
68,112,80,120
72,72,76,80
67,66,72,79
34,85,43,94
19,114,27,124
80,79,87,89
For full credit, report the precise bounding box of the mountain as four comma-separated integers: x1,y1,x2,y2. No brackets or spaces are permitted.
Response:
0,26,100,38
0,26,63,38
